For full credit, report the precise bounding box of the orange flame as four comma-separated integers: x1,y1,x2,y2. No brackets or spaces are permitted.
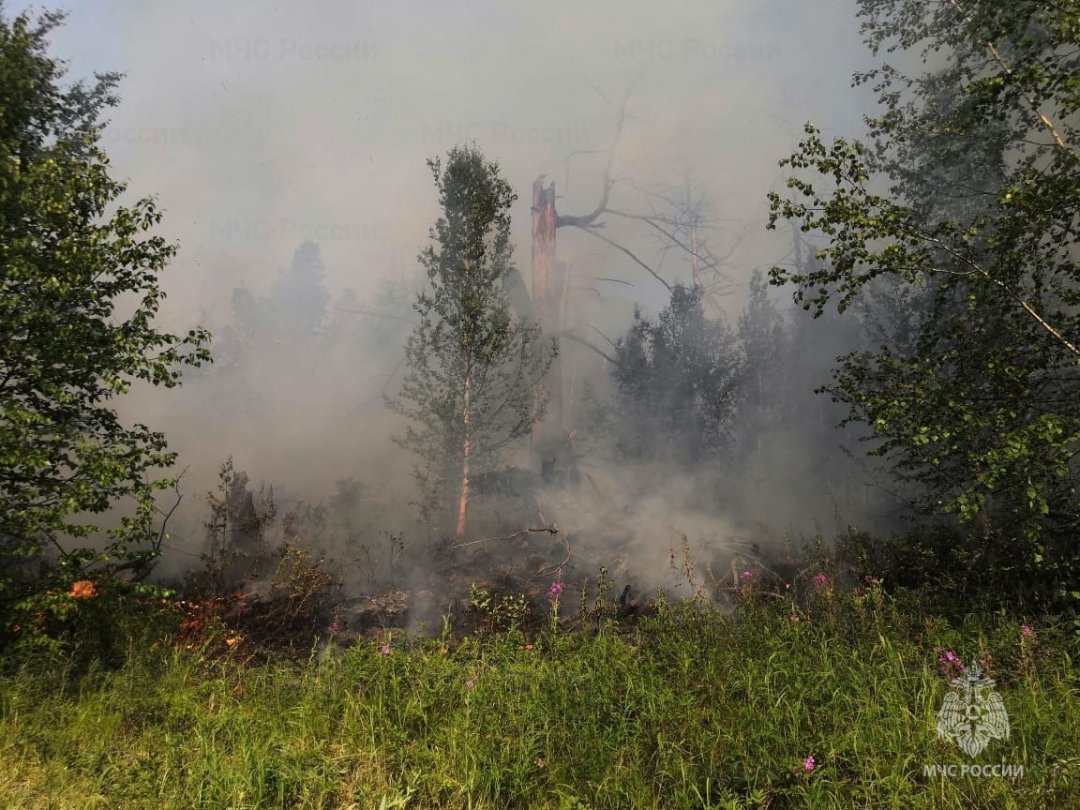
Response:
69,580,97,599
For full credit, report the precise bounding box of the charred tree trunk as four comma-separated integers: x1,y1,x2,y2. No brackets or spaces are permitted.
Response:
531,177,562,456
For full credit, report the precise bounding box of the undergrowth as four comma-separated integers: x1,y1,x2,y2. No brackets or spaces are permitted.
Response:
2,579,1078,809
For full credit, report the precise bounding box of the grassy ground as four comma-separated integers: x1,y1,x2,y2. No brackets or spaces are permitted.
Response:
1,583,1078,809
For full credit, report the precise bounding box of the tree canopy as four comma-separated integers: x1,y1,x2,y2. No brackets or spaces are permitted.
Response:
768,0,1080,602
0,9,209,623
389,145,554,538
612,284,742,464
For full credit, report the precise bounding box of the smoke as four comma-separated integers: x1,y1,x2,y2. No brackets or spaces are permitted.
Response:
25,0,893,604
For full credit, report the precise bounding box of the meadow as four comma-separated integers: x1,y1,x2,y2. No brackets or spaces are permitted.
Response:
2,578,1077,809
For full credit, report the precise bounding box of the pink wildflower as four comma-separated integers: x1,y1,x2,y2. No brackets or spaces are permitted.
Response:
1020,623,1035,641
739,570,754,581
548,580,564,602
803,755,815,772
379,644,391,655
790,613,801,623
465,678,475,690
935,647,966,678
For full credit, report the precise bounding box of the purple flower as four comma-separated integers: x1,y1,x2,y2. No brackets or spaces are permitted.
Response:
790,613,801,623
548,580,564,601
379,644,391,655
327,618,341,635
812,573,830,589
739,570,754,581
803,755,815,772
936,648,966,678
1021,623,1035,641
465,678,475,690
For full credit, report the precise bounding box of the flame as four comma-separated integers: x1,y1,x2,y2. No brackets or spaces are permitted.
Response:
69,580,97,599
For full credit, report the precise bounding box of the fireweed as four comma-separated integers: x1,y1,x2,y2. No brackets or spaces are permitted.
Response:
548,579,564,634
3,579,1079,808
1019,623,1039,677
811,573,834,598
738,570,755,598
935,648,966,679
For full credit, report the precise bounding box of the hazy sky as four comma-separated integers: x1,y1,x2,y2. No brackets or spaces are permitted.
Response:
22,0,872,324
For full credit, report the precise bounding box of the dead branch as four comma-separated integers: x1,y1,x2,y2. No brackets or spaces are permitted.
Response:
560,330,623,368
538,531,572,577
449,524,559,550
556,88,631,230
585,323,619,350
570,225,673,291
553,95,744,296
580,275,634,287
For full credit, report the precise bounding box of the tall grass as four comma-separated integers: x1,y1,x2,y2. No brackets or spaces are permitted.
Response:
1,585,1078,808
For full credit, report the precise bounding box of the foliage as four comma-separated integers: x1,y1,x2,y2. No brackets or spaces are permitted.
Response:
767,0,1080,601
0,9,209,631
733,269,789,464
2,587,1079,807
611,283,742,464
185,458,276,599
467,584,530,635
225,241,330,355
388,145,555,534
179,460,342,657
267,241,331,338
221,533,341,659
195,240,332,421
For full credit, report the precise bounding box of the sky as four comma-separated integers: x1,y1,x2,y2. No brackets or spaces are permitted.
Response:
20,0,871,322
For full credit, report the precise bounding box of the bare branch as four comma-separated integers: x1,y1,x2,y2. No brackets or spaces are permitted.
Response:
555,87,632,230
570,225,673,291
449,523,558,549
579,275,634,288
561,330,624,368
585,323,620,350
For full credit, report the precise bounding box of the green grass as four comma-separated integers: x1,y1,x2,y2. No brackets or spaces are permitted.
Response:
2,589,1078,808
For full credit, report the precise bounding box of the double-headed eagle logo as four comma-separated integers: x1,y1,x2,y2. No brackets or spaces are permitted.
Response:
936,665,1010,757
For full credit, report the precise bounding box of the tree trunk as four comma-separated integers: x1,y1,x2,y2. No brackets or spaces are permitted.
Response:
691,217,702,290
455,371,472,539
531,176,560,451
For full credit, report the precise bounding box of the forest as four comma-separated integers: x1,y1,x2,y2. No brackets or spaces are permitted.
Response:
2,1,1080,807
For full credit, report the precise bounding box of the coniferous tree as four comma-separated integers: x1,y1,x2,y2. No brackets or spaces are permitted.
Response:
612,284,742,464
737,270,787,446
271,241,330,338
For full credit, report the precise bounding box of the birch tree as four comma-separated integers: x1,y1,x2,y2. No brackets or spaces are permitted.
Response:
390,146,555,539
768,0,1080,600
